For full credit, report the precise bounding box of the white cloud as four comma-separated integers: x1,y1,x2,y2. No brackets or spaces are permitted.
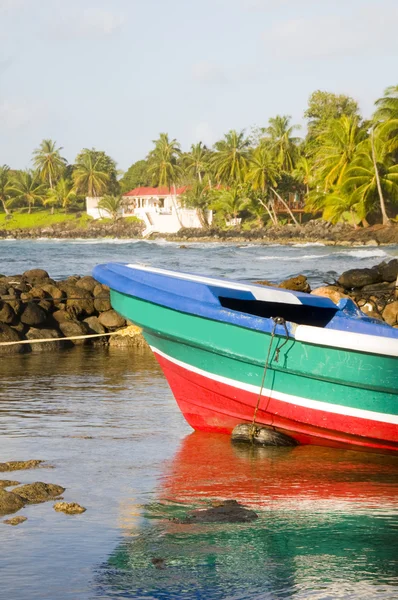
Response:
192,61,229,85
263,3,398,60
52,8,124,40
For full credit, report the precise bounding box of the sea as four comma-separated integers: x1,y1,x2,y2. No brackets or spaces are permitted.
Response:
1,239,398,600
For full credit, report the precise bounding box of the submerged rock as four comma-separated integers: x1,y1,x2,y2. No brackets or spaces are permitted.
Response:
0,323,24,355
0,480,20,488
0,488,25,515
3,515,27,526
0,460,43,472
232,423,297,447
175,500,258,524
13,482,65,504
53,502,86,514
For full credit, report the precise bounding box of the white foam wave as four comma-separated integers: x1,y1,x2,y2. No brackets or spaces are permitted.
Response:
292,242,326,247
334,249,389,259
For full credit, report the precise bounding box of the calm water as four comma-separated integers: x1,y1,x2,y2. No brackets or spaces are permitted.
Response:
1,239,398,600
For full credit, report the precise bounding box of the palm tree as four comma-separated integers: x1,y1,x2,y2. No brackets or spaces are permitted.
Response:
312,114,365,191
343,133,398,225
211,130,250,184
0,165,12,214
45,178,76,214
32,139,66,190
373,85,398,155
9,170,46,213
293,156,315,198
73,152,110,197
179,180,212,227
210,186,249,225
246,146,279,195
97,195,123,221
263,115,301,173
147,133,183,224
183,142,210,183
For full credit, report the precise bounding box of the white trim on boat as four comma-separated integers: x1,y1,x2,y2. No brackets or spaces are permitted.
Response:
150,346,398,426
126,263,302,305
295,325,398,358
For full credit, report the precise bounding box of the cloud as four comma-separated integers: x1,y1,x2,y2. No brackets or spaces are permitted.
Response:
263,3,398,60
51,8,125,40
192,61,229,85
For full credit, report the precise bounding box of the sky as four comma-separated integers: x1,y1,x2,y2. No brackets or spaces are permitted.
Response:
0,0,397,171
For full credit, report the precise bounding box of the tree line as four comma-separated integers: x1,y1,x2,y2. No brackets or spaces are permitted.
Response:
0,87,397,228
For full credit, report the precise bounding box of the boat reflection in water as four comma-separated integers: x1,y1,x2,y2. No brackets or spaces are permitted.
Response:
100,434,398,599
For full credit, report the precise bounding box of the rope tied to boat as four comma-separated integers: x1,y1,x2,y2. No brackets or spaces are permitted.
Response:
250,316,289,437
0,325,142,347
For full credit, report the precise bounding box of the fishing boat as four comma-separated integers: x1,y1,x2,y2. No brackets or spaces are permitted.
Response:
92,263,398,454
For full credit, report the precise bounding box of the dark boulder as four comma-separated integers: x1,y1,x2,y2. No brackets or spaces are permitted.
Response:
76,276,97,293
175,500,258,524
98,310,126,329
378,259,398,283
0,301,15,324
26,328,64,352
59,320,90,344
64,285,95,318
83,316,106,334
22,268,49,281
40,284,64,303
94,294,111,313
52,309,72,323
20,302,47,326
338,268,382,289
0,323,24,355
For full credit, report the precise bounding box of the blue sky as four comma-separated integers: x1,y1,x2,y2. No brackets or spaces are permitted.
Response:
0,0,397,171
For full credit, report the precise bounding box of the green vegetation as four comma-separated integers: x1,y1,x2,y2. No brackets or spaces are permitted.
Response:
1,85,397,231
0,211,92,230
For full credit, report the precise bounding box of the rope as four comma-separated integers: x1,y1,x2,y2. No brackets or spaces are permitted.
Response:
0,325,142,347
250,317,289,436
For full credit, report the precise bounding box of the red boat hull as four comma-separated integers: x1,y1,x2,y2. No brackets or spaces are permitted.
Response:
155,350,398,455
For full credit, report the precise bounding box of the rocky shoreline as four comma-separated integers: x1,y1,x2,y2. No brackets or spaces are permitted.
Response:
0,268,145,355
1,219,398,245
0,259,397,355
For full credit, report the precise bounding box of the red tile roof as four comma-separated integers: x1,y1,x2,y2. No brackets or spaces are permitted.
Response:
123,186,188,197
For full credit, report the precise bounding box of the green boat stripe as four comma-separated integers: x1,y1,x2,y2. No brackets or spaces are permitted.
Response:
151,345,398,426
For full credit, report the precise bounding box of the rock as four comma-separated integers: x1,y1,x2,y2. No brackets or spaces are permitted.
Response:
175,500,258,524
38,299,53,312
29,286,47,299
0,301,16,324
254,280,275,287
359,302,383,320
94,294,111,313
378,259,398,283
338,267,382,289
76,276,97,293
279,275,311,293
0,323,24,355
64,286,95,318
59,320,90,344
0,460,43,472
108,330,146,347
0,480,19,488
52,309,72,323
5,297,23,315
13,482,65,504
382,301,398,326
53,502,86,514
20,302,47,326
360,281,395,292
93,284,104,297
231,423,297,446
22,268,49,281
11,322,28,335
98,310,126,329
26,328,64,352
311,286,349,304
0,489,25,515
40,284,64,304
3,515,27,526
151,558,166,570
83,316,106,334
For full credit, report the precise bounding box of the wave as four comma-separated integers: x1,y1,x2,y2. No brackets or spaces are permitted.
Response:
292,242,326,247
334,249,389,259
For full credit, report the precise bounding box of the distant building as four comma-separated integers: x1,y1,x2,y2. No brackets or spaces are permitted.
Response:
86,186,212,236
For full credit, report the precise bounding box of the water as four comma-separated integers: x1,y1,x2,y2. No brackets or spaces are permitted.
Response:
1,240,398,599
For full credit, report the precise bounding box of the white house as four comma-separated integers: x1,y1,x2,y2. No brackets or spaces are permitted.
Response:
86,186,212,236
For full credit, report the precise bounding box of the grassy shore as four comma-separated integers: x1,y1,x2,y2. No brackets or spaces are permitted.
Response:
0,211,93,230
